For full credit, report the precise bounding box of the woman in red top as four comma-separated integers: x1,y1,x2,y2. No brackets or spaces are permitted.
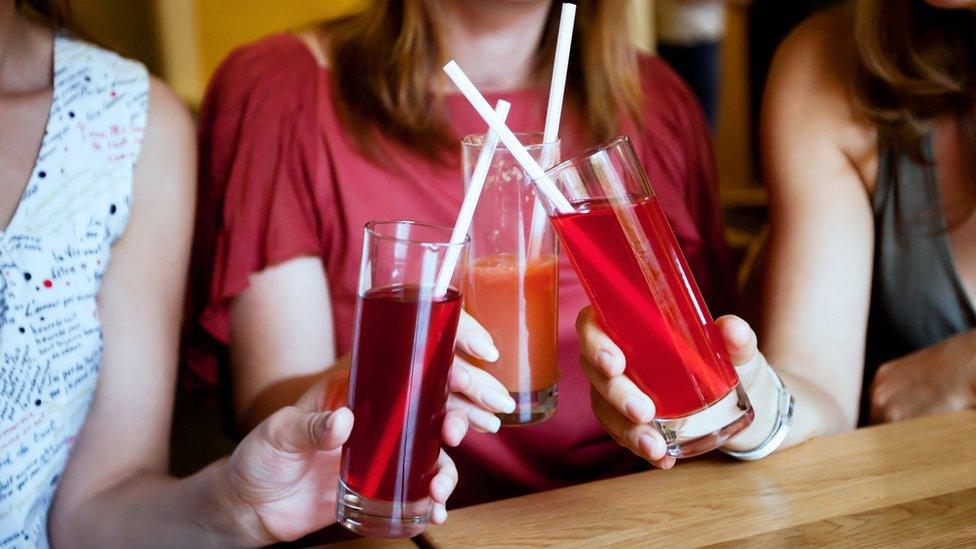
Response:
188,0,735,507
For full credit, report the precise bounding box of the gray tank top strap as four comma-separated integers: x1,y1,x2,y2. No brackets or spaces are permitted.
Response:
864,135,976,421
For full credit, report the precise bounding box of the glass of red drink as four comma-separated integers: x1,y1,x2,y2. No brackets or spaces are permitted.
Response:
337,220,467,538
537,137,753,457
461,133,560,426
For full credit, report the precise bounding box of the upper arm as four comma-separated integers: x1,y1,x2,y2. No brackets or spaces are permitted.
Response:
52,77,195,513
194,39,338,433
759,13,876,430
228,257,336,432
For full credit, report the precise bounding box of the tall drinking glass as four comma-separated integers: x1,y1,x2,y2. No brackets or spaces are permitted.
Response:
461,133,560,426
337,221,467,538
538,136,753,457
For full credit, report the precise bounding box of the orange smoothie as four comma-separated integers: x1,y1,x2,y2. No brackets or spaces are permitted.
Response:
463,253,559,393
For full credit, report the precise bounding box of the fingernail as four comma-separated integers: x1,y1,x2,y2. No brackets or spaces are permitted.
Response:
485,414,502,433
597,350,618,374
482,387,516,414
728,318,750,347
639,433,658,459
453,414,469,434
624,395,653,423
469,408,502,433
434,506,448,523
314,411,336,438
653,435,668,458
472,335,500,362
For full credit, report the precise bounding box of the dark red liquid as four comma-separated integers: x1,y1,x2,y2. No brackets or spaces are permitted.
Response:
551,196,739,418
340,285,462,502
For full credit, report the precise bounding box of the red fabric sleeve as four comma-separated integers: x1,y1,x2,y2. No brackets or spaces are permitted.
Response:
637,55,737,316
676,75,737,315
191,36,331,348
675,76,737,315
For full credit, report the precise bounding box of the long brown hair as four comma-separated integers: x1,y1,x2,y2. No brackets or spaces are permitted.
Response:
14,0,70,29
323,0,642,160
852,0,975,168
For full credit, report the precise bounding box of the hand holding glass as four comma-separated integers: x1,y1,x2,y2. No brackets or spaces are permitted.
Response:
337,221,467,538
539,137,753,457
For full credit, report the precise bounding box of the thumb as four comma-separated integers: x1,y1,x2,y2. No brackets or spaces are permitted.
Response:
715,315,766,385
264,406,354,454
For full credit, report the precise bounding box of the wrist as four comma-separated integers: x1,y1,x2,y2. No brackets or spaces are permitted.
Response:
207,458,274,548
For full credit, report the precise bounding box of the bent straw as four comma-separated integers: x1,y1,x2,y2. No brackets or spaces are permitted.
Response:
443,61,574,214
433,100,512,298
529,2,577,259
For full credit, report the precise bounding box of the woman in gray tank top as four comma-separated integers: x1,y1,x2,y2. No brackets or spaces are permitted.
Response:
756,0,976,436
573,0,975,466
757,0,976,431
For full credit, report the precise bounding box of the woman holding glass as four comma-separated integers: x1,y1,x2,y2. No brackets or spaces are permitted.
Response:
188,0,735,505
579,0,976,464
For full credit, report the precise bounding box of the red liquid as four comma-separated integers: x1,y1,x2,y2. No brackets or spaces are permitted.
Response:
340,285,462,502
551,196,739,418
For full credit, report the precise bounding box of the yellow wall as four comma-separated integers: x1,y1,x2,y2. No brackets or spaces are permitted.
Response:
153,0,363,106
194,0,364,79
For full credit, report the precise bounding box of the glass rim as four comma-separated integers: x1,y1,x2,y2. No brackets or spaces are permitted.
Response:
540,135,631,180
363,220,468,249
461,131,558,151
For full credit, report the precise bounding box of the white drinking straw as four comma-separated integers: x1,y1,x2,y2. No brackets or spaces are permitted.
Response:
433,100,512,298
443,60,574,214
529,2,577,259
543,3,575,152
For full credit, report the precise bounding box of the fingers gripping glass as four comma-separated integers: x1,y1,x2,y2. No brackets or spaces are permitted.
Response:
539,137,754,457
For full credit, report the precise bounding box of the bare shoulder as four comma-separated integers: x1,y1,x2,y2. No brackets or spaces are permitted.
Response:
145,76,194,149
130,76,195,221
763,8,877,186
767,9,858,127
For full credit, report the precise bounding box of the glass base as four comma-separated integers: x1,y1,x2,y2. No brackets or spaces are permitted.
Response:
653,382,754,458
336,479,431,539
498,383,558,426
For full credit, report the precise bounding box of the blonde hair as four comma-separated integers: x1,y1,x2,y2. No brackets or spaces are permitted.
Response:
323,0,642,159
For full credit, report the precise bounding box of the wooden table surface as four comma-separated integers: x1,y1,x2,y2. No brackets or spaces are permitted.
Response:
419,410,976,547
321,538,416,549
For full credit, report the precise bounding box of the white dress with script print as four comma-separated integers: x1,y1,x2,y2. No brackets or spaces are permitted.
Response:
0,35,148,547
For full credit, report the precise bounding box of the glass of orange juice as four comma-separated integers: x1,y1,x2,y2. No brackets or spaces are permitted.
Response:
461,132,559,426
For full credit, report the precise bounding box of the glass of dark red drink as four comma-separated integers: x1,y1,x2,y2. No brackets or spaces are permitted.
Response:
537,137,754,457
336,220,467,538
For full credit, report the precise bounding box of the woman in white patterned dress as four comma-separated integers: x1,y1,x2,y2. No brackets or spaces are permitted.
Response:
0,1,500,545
